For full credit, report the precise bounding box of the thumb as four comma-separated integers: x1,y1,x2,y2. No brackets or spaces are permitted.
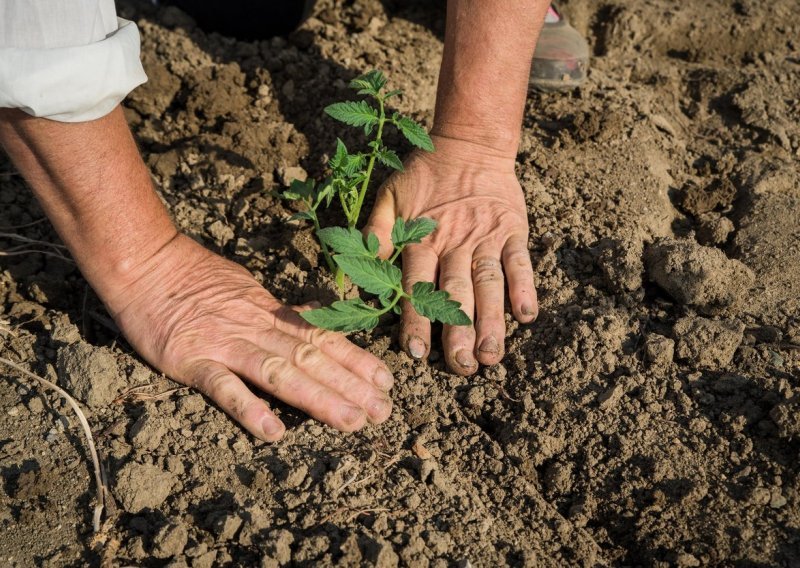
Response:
362,185,397,259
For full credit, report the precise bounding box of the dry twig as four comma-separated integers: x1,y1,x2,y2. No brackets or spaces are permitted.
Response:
0,356,107,532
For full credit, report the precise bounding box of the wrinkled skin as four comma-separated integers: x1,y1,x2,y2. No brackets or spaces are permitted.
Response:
364,135,539,375
111,234,395,441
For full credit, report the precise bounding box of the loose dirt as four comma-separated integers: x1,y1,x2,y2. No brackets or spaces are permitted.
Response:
1,0,799,565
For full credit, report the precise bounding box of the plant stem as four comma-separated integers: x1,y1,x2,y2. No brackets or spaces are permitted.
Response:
350,96,385,228
389,246,403,264
375,287,408,316
311,212,336,274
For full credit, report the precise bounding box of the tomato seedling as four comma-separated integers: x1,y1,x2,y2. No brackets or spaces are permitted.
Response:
278,70,470,332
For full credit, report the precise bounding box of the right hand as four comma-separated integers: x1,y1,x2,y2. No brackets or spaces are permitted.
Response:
109,234,394,442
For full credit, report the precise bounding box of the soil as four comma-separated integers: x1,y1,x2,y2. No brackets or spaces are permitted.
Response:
1,0,799,566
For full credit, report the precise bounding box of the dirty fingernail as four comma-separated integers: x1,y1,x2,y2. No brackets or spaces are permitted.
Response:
368,397,392,420
340,404,365,427
455,349,476,369
522,304,537,319
407,336,426,359
373,367,394,390
479,336,500,354
261,416,284,439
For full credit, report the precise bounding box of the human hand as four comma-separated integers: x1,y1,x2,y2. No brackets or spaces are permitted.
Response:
108,234,394,441
363,135,538,375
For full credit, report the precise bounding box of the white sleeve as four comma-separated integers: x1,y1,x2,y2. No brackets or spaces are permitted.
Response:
0,1,148,122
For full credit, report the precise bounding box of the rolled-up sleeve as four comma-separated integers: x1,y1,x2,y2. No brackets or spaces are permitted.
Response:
0,1,147,122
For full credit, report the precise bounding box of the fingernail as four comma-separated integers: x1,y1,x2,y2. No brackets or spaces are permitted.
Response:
261,416,284,439
408,336,427,359
522,304,537,319
479,336,500,354
368,397,391,419
373,367,394,390
341,404,365,426
455,349,476,369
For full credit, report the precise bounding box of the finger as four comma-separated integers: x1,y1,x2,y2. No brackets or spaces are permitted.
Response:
224,340,369,432
439,248,478,375
400,244,438,360
272,307,395,392
247,330,392,424
472,244,506,366
362,183,397,259
503,233,538,323
293,301,322,313
189,359,285,442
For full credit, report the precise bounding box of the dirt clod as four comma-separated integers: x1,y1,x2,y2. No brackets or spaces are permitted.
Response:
114,462,176,513
673,316,745,369
645,237,755,315
152,520,189,559
55,342,125,407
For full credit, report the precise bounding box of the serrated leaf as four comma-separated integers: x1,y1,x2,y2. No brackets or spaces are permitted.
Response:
329,138,348,171
342,153,366,177
409,282,472,326
289,210,315,221
366,232,380,256
377,148,404,171
384,89,403,100
325,101,379,130
394,115,434,152
300,298,381,332
349,70,387,96
390,217,438,248
334,255,401,296
317,227,377,257
281,178,315,201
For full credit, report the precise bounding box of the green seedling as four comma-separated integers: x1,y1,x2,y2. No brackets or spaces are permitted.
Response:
278,70,470,332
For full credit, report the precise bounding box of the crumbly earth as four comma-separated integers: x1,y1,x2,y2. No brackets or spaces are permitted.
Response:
1,0,799,566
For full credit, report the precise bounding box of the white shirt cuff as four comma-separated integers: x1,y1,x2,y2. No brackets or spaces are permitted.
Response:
0,18,147,122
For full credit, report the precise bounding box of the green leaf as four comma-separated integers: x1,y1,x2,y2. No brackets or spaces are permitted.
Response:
390,217,438,249
409,282,472,326
334,255,401,296
317,227,378,258
289,211,315,221
329,138,349,171
383,89,403,100
281,178,315,201
376,148,404,171
300,298,381,332
366,232,380,256
325,101,379,131
349,70,387,96
342,153,366,177
393,115,434,152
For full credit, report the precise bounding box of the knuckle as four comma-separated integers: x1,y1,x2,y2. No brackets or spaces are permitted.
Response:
441,276,471,297
290,342,321,367
472,257,503,286
259,355,291,394
505,248,533,271
309,326,338,349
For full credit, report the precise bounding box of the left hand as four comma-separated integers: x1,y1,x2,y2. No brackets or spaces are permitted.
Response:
363,135,538,375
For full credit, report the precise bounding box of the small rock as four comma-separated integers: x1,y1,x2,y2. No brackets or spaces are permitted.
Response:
26,397,45,414
152,521,188,559
277,164,307,186
770,489,788,509
207,220,234,246
177,393,206,415
645,237,755,315
696,213,734,246
209,511,243,541
285,464,308,489
770,396,800,439
130,414,167,452
597,383,624,409
644,334,675,367
193,550,217,568
674,316,745,369
50,314,81,344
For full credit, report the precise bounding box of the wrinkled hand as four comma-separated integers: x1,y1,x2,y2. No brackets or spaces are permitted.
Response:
364,135,538,375
110,234,394,441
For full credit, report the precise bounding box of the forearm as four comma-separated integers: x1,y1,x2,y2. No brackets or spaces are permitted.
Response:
433,0,549,157
0,106,177,310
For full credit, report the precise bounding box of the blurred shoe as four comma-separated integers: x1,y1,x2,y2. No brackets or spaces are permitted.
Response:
530,3,590,92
